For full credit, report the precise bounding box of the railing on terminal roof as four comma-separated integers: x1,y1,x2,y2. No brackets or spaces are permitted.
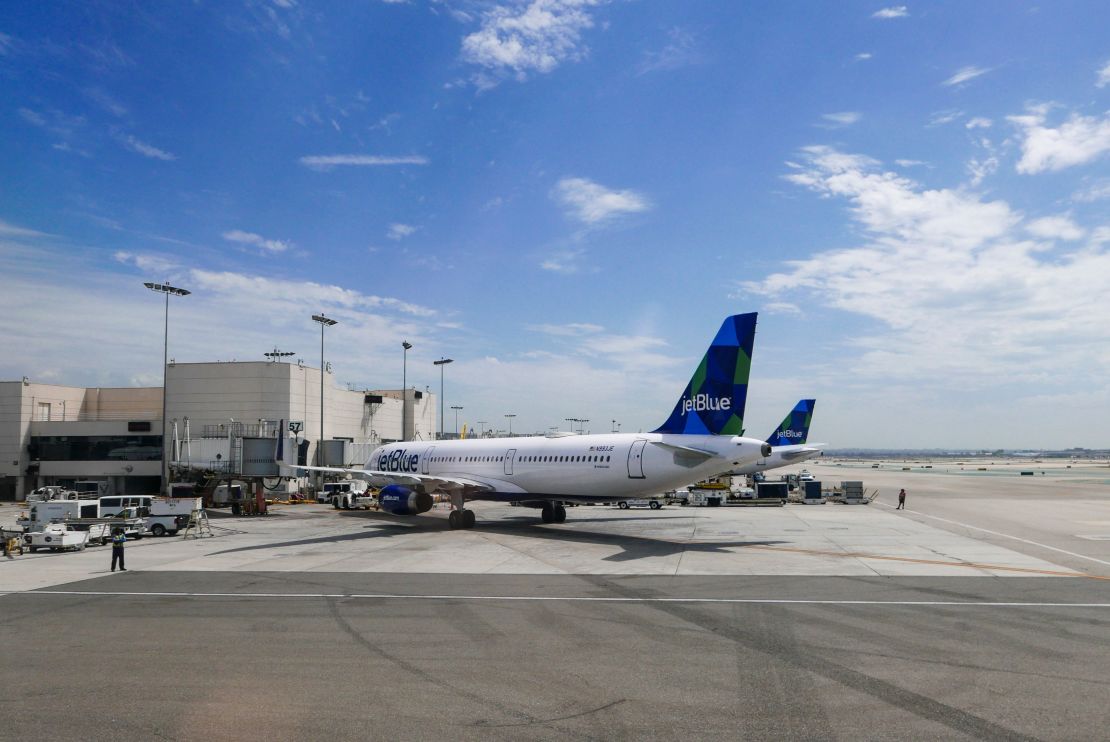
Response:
53,412,162,422
200,422,281,439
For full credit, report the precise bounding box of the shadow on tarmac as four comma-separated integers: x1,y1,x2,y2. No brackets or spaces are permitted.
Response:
211,509,786,563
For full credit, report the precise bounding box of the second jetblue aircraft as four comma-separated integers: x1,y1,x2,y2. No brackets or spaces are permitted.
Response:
730,399,824,475
284,313,772,529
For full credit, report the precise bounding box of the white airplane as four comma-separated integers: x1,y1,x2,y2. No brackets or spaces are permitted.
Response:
280,313,773,529
729,399,825,475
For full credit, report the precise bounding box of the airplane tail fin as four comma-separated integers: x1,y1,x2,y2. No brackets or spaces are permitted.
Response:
765,399,816,447
652,313,757,436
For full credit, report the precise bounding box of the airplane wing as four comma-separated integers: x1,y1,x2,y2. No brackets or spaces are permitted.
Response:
280,463,495,495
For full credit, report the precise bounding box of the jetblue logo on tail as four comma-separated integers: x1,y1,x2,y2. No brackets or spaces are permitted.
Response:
682,394,731,414
653,313,757,436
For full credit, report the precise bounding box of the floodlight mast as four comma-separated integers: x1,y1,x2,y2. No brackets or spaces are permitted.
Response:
401,341,413,440
311,314,338,480
433,357,454,440
144,281,190,494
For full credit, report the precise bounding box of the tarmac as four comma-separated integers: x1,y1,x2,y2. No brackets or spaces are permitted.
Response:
2,460,1109,740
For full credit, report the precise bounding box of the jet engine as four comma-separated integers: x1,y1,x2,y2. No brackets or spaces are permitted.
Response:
761,442,773,458
377,484,434,516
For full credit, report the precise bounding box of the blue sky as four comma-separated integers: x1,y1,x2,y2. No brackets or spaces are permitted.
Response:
2,1,1109,448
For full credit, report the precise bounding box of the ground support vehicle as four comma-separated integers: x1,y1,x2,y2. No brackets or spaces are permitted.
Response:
616,497,663,510
144,497,203,536
23,523,89,552
3,527,24,556
324,481,372,509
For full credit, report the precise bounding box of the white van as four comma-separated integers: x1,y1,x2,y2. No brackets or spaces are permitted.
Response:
145,497,202,536
97,496,153,517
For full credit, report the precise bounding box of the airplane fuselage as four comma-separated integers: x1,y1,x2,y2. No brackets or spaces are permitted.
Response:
368,432,769,503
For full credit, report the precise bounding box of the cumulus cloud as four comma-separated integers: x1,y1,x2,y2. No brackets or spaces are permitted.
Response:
745,146,1110,389
1025,215,1085,242
943,65,991,86
1097,60,1110,88
222,229,292,253
113,250,182,275
120,134,176,161
855,52,873,62
299,154,428,170
965,117,992,129
871,7,907,19
1009,104,1110,174
552,177,650,225
387,223,417,240
820,111,862,127
461,0,605,83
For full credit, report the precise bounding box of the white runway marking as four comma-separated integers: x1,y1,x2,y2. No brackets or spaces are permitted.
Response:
877,502,1110,567
7,589,1110,608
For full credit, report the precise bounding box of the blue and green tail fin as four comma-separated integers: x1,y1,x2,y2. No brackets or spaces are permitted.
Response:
652,313,757,436
765,399,816,446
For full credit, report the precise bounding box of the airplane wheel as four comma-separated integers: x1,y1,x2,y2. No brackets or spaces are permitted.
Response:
554,505,567,523
463,509,475,528
448,510,461,529
540,505,554,524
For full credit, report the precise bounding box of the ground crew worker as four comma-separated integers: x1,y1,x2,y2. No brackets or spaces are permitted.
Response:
110,528,127,572
897,488,907,510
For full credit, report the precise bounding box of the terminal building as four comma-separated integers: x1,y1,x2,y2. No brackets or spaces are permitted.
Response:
0,359,435,501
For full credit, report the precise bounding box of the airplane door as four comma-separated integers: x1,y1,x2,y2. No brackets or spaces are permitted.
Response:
627,440,647,479
422,446,435,475
505,449,516,475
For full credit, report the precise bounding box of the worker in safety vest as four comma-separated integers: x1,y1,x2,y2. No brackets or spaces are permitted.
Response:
110,528,127,572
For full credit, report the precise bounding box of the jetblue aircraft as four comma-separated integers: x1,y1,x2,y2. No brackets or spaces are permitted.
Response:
281,313,773,529
729,399,824,475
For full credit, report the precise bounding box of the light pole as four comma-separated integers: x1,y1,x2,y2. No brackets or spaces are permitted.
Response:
565,417,579,434
265,347,295,363
311,314,338,472
401,341,412,440
580,418,589,435
433,357,453,440
451,405,463,436
145,281,190,494
611,419,618,433
505,413,516,436
476,420,488,437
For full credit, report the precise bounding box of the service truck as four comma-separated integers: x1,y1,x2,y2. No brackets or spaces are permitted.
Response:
145,497,202,536
23,522,89,553
324,480,373,510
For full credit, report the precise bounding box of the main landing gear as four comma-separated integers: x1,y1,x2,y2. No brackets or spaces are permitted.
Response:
540,503,567,524
448,509,476,529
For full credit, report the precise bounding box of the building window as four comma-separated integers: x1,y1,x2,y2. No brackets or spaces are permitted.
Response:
29,435,163,461
37,402,50,421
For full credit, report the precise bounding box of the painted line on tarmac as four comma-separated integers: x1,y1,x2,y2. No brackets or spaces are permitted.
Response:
10,590,1110,607
877,502,1110,568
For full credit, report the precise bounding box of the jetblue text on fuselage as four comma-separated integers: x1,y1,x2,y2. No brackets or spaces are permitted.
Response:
378,449,420,472
682,394,731,415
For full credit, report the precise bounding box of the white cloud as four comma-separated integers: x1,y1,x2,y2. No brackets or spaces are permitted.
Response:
965,117,992,129
1025,215,1085,242
894,159,927,167
529,322,604,336
387,223,417,240
113,250,182,275
855,52,873,62
222,229,291,253
299,154,428,170
540,248,585,274
461,0,605,83
943,65,991,86
820,111,862,127
552,177,651,225
84,87,128,117
0,219,50,238
763,301,801,316
928,109,963,126
1097,60,1110,88
747,147,1110,393
637,27,703,75
1073,179,1110,202
18,108,45,127
871,7,907,19
120,134,176,161
1009,105,1110,174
